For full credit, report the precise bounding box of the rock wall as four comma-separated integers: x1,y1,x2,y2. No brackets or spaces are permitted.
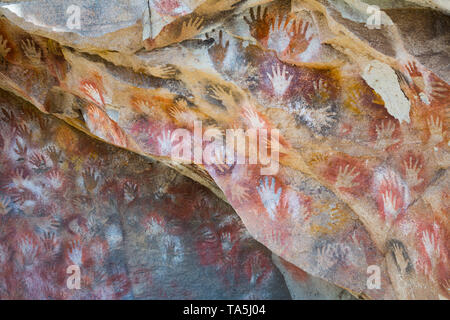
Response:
0,0,448,299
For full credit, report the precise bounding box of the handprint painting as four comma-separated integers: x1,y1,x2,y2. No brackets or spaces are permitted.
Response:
0,0,448,301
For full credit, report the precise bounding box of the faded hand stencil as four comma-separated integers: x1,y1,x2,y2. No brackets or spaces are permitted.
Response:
0,0,448,300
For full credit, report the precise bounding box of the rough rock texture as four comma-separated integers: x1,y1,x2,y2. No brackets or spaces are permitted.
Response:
0,90,295,299
0,0,448,299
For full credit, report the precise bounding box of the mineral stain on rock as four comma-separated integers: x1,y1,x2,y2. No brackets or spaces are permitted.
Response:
0,0,448,300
